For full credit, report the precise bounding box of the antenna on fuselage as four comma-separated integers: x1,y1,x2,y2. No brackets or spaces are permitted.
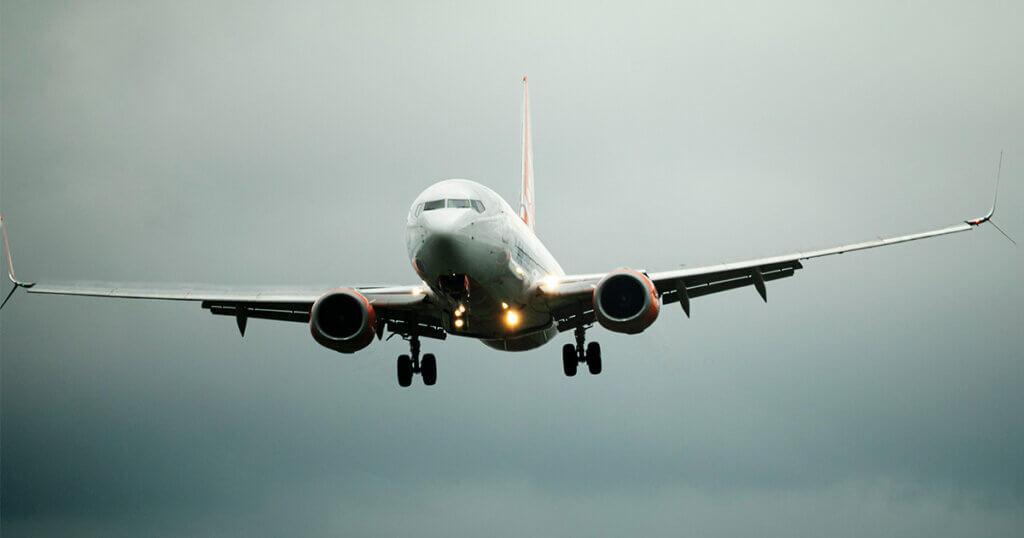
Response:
520,75,536,231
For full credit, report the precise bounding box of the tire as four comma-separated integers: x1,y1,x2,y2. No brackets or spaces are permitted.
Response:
397,354,413,387
562,344,578,377
421,353,437,386
586,342,602,375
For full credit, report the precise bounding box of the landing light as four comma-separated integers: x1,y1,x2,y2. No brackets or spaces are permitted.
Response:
540,275,559,291
454,318,465,329
501,302,509,310
504,309,521,328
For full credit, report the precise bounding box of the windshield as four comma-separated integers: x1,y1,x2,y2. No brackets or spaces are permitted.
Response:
418,199,485,214
422,200,445,211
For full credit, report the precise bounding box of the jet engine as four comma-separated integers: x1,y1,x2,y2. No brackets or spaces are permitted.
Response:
309,288,378,353
593,269,660,334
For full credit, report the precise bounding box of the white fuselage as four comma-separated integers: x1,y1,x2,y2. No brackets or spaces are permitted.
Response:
405,179,565,350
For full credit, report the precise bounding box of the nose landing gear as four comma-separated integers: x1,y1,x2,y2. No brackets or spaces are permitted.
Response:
396,334,438,387
562,325,601,377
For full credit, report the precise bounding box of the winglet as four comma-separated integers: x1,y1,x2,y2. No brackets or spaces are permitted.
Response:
0,214,34,288
966,151,1016,244
967,151,1003,226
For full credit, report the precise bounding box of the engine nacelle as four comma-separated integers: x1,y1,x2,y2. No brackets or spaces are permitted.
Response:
593,269,660,334
309,288,378,353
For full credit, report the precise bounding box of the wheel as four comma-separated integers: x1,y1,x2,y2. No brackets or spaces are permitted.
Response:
562,344,578,377
421,353,437,386
586,342,602,375
397,354,413,387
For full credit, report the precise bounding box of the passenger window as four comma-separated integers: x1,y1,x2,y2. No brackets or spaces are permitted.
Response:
423,200,445,211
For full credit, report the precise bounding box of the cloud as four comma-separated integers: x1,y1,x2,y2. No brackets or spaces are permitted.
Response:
3,1,1023,536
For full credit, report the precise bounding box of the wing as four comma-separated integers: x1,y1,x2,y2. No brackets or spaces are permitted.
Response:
14,279,434,335
540,183,1007,330
0,215,435,334
28,281,427,317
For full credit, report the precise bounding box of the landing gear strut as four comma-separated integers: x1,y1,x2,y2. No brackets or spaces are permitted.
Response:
397,333,437,387
562,325,601,377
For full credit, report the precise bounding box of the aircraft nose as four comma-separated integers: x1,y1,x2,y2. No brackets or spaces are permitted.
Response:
420,210,467,236
414,210,479,276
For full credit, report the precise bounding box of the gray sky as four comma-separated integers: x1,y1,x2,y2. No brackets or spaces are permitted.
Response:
2,1,1023,536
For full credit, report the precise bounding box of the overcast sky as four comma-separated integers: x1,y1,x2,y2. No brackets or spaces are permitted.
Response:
2,1,1023,536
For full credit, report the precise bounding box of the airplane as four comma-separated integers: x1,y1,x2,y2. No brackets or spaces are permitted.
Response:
0,77,1012,387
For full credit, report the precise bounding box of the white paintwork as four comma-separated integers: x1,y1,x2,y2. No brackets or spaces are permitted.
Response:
405,179,565,349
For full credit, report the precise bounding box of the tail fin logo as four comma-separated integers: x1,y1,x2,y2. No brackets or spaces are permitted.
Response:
520,76,535,230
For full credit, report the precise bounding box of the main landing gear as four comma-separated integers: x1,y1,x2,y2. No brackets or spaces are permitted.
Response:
562,325,601,377
397,334,437,387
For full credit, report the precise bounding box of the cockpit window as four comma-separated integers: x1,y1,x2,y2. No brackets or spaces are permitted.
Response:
419,198,486,213
422,199,445,211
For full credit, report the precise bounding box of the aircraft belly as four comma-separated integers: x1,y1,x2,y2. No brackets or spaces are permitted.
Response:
480,325,558,351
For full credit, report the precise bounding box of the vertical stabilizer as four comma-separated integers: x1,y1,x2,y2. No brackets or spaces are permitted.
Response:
520,75,535,230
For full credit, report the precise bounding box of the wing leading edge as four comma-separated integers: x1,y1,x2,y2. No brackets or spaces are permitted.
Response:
0,215,433,333
542,165,1008,325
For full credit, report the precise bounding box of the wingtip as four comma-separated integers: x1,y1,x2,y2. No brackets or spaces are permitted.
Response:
966,151,1004,226
988,149,1003,220
1,213,16,283
1,213,34,287
967,151,1016,245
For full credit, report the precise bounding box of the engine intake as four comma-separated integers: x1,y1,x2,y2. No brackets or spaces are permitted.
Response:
593,269,660,334
310,289,377,353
